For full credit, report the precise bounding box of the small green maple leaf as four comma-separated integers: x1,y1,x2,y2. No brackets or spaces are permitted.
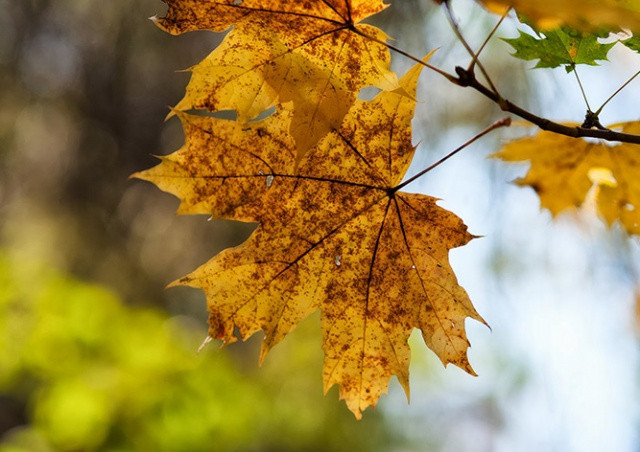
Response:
503,27,615,72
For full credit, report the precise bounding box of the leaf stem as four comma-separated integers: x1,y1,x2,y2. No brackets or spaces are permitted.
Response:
594,68,640,116
443,0,500,96
393,117,511,192
572,66,592,111
468,8,509,73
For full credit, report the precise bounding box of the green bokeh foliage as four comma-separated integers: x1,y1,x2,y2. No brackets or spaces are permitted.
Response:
0,253,393,451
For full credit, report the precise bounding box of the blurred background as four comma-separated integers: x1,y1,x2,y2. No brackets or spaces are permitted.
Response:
1,0,639,450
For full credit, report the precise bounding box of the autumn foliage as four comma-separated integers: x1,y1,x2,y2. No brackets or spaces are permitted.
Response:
135,0,640,418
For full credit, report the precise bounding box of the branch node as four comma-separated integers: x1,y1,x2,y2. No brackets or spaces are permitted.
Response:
455,66,472,86
581,110,608,130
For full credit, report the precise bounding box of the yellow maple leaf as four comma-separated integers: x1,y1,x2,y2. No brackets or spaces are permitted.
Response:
154,0,399,156
493,122,640,235
479,0,640,32
134,62,485,418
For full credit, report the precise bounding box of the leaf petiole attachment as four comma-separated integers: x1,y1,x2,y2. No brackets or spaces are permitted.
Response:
393,117,511,193
572,66,592,111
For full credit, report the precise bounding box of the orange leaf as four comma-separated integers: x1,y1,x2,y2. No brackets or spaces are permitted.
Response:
493,122,640,235
479,0,640,32
155,0,399,157
134,61,485,419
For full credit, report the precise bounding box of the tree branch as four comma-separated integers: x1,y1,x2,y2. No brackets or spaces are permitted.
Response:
355,21,640,145
454,66,640,144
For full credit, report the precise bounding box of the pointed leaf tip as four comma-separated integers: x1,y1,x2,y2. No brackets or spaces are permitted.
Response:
197,335,213,353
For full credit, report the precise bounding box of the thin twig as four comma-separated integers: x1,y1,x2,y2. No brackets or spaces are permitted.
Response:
443,1,500,96
595,68,640,116
468,8,509,73
354,19,640,145
393,118,511,192
455,66,640,144
572,66,592,111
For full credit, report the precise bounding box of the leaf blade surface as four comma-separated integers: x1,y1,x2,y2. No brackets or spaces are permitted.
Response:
156,0,399,155
493,122,640,235
135,62,484,418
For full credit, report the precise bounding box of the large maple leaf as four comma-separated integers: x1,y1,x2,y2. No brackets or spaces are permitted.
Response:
493,123,640,235
154,0,399,156
134,62,485,418
478,0,640,32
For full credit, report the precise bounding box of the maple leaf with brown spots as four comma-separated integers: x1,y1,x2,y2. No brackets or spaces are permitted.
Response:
154,0,399,157
134,61,486,418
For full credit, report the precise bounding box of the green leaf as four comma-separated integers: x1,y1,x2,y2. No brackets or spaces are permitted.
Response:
502,27,615,70
622,35,640,52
